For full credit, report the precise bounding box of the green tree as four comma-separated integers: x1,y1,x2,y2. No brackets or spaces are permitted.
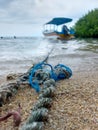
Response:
74,9,98,38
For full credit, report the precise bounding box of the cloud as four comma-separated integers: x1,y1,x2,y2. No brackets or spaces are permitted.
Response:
0,0,13,8
0,0,98,36
0,0,98,24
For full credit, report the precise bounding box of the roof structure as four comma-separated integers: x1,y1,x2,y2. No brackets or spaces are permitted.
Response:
45,17,72,25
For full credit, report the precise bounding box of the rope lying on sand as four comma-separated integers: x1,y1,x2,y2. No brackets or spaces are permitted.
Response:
29,61,72,93
21,79,56,130
20,61,72,130
0,48,72,129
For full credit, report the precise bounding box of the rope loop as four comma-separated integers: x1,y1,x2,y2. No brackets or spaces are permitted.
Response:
29,62,72,93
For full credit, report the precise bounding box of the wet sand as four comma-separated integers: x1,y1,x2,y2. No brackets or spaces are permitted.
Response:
0,48,98,130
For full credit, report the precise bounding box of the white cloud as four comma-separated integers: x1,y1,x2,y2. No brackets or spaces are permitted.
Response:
0,0,98,23
0,0,98,36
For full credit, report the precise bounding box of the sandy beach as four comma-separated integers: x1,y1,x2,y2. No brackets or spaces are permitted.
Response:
45,50,98,130
0,39,98,130
44,71,98,130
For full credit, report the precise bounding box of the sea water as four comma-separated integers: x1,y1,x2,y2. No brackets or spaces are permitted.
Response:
0,37,98,76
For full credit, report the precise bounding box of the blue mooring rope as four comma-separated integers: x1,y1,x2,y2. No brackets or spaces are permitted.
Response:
29,61,72,93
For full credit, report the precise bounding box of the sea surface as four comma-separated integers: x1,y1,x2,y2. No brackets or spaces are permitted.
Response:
0,37,98,77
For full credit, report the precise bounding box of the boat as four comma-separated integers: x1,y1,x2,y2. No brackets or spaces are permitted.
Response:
43,17,75,40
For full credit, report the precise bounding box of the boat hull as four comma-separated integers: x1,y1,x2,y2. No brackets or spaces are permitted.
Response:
43,31,74,40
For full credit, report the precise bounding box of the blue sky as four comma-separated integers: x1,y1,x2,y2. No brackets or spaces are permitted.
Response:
0,0,98,36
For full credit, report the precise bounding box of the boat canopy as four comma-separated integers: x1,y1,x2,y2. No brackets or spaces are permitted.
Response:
45,17,72,25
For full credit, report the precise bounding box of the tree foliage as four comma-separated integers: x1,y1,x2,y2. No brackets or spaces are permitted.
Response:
74,9,98,38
